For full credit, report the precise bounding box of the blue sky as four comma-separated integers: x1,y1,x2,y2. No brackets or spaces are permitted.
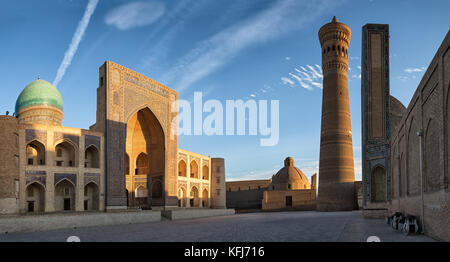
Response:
1,0,449,182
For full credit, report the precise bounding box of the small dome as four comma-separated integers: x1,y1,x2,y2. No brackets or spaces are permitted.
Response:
269,157,311,190
15,78,64,126
15,79,63,114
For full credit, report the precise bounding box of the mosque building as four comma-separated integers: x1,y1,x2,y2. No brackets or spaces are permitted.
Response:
0,61,226,214
226,157,317,211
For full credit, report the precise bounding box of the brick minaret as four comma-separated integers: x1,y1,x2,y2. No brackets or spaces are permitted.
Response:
317,17,356,211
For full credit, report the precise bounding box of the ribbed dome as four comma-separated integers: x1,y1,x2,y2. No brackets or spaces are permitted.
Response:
15,79,63,114
270,157,311,190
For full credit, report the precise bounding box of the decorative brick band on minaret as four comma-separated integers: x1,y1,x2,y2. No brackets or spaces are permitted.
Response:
317,17,356,211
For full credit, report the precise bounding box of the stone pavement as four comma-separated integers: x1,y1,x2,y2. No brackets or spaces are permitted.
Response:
0,211,436,242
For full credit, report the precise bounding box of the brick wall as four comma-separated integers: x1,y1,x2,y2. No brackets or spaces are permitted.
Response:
226,179,272,192
389,30,450,241
262,189,316,211
0,116,19,214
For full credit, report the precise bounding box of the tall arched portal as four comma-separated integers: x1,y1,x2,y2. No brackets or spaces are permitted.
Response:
125,107,165,209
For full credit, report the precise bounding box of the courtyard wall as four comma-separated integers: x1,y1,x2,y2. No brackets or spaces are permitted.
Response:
389,30,450,241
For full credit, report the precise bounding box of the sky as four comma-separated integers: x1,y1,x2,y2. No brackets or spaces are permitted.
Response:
1,0,449,183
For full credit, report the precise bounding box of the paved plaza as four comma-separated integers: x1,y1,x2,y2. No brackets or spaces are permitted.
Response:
0,211,436,242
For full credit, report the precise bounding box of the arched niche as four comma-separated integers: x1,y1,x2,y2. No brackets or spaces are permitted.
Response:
178,160,187,177
26,140,45,166
55,140,77,167
55,179,75,211
85,145,99,168
202,165,209,180
125,107,165,208
26,182,45,212
190,186,199,207
202,189,209,207
190,160,199,179
84,182,99,210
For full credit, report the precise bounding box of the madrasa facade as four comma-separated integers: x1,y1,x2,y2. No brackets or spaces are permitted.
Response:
362,25,450,241
0,61,226,214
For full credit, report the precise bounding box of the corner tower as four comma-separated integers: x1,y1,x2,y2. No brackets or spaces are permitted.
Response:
317,17,356,211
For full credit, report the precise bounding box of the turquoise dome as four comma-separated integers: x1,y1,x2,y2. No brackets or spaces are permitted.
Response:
15,79,64,113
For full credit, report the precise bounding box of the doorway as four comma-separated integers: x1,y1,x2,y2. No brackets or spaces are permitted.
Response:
64,198,71,210
28,201,35,212
286,196,292,207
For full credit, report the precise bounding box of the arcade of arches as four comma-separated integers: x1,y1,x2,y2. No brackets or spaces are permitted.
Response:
10,124,106,214
0,61,226,215
177,149,213,208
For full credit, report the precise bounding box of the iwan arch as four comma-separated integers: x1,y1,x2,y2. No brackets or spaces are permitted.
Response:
0,61,226,214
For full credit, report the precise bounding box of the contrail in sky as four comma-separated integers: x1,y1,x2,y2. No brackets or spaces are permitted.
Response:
53,0,99,87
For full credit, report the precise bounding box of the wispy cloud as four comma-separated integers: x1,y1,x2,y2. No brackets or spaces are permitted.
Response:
139,0,207,74
281,76,295,86
53,0,99,87
104,1,165,30
289,72,314,91
162,0,340,92
404,67,425,73
281,63,323,90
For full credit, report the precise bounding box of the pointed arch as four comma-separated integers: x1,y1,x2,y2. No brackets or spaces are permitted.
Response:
407,117,420,195
84,182,99,211
126,106,165,208
178,159,187,177
54,140,77,167
190,160,199,179
202,165,209,180
85,145,99,168
424,118,441,192
190,186,199,207
202,189,209,207
25,182,45,212
26,140,46,166
55,179,75,211
135,152,149,175
55,177,76,188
